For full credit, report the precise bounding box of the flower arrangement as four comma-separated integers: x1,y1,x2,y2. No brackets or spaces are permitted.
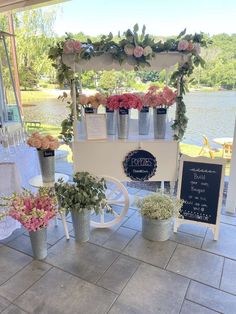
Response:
107,93,143,111
144,86,177,108
27,132,60,150
1,189,56,232
78,93,107,109
137,193,183,220
63,39,82,54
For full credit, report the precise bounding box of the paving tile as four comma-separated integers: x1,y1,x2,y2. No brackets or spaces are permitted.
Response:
44,219,73,245
0,246,32,285
97,255,140,294
0,295,10,312
177,223,207,238
221,258,236,295
123,233,177,268
122,212,142,231
111,206,136,218
0,261,51,301
1,304,28,314
0,228,25,245
109,263,189,314
167,244,223,287
180,300,219,314
170,231,203,249
14,267,117,314
46,238,119,283
103,227,137,251
186,280,236,314
7,234,50,257
221,214,236,226
202,223,236,259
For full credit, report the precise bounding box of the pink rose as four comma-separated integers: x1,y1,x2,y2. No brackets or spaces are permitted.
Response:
27,138,33,147
78,94,88,106
32,138,42,149
32,132,40,138
178,39,189,51
73,40,82,53
124,44,135,56
41,139,50,150
49,141,59,150
46,135,55,141
133,46,144,58
187,42,194,51
63,39,75,54
193,43,201,55
143,46,152,57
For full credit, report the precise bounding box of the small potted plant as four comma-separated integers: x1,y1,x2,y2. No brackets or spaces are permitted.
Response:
0,189,57,259
55,171,106,242
137,193,183,241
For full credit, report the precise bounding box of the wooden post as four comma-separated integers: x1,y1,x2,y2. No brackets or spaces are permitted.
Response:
71,79,79,141
7,13,23,118
225,117,236,213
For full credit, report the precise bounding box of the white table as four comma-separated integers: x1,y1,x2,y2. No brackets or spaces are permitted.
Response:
28,173,70,240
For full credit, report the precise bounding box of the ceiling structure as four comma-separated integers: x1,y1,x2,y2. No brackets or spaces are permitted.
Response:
0,0,69,13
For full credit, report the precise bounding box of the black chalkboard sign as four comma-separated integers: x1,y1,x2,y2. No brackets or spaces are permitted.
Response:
85,107,95,114
178,158,224,225
43,150,55,157
123,149,157,181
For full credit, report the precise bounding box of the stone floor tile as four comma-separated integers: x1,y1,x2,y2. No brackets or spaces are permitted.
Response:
180,300,220,314
122,212,142,231
14,267,117,314
177,223,207,238
202,223,236,259
1,304,28,314
186,280,236,314
46,238,119,283
0,261,51,301
0,228,25,245
123,233,177,268
0,246,32,285
103,227,137,252
167,244,224,287
110,206,136,218
170,231,203,249
109,263,189,314
0,295,10,312
97,255,140,294
220,258,236,295
44,219,73,245
7,235,50,257
221,214,236,226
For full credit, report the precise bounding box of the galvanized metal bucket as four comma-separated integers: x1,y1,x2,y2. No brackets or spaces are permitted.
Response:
153,108,167,139
71,209,90,242
142,216,173,241
37,150,55,183
29,228,47,260
106,109,117,135
117,108,130,139
138,107,150,135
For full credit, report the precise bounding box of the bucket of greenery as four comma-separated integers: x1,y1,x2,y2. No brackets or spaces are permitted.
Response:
137,193,183,241
55,172,106,242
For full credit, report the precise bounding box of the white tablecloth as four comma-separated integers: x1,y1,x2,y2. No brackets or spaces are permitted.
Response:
0,147,40,240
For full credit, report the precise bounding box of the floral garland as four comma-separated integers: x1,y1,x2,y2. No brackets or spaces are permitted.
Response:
49,25,208,141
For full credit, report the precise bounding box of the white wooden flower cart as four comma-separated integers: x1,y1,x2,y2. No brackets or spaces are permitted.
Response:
62,52,189,228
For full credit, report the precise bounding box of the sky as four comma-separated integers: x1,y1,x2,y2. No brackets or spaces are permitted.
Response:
51,0,236,36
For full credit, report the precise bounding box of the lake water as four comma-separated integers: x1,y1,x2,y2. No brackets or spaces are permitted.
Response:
23,91,236,146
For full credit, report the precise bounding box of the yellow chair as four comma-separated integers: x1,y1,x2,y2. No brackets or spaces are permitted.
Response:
222,142,232,159
199,135,217,159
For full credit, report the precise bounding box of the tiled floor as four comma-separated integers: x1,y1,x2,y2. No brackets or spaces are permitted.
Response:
1,163,236,313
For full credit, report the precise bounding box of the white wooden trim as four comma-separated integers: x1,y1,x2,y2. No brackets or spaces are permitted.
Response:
175,155,226,240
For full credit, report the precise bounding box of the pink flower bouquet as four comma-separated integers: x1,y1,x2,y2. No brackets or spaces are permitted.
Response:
27,133,60,151
3,190,56,232
107,93,143,111
63,39,82,54
78,93,107,109
144,86,177,109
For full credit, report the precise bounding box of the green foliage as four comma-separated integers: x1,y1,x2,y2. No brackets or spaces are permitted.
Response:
137,193,183,220
137,70,159,83
54,172,107,215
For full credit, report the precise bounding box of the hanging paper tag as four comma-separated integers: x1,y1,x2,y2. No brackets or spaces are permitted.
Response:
119,108,129,115
156,108,167,114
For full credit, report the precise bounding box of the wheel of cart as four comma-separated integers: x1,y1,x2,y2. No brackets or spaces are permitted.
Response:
90,176,129,228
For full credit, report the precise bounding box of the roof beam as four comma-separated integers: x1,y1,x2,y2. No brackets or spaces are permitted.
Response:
0,0,69,13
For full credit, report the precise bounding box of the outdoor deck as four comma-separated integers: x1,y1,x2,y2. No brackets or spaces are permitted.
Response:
0,161,236,314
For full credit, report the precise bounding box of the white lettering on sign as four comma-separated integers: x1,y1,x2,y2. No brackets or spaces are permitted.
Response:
130,158,153,167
